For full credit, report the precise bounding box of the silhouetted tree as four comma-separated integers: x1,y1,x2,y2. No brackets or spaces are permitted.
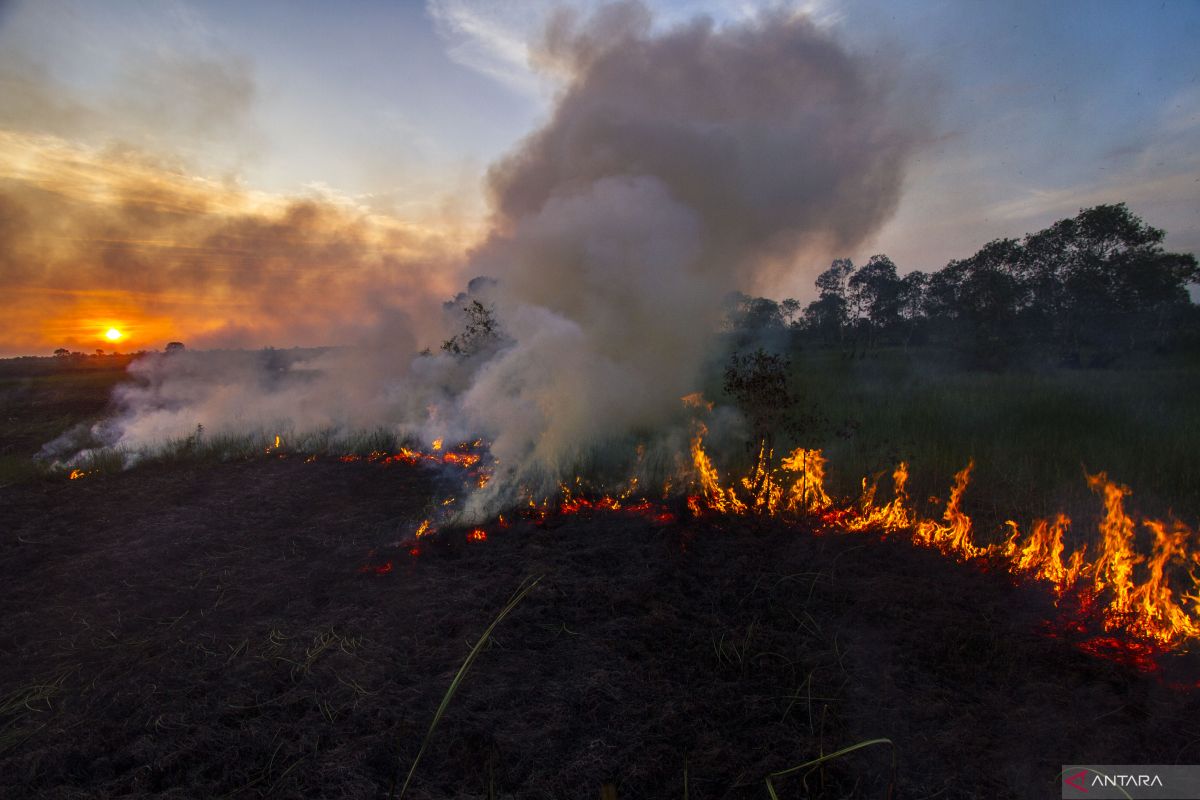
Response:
847,254,902,350
803,258,856,346
723,348,795,483
442,300,503,358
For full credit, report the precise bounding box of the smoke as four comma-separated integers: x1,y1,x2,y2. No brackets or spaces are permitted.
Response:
53,2,926,518
444,2,924,514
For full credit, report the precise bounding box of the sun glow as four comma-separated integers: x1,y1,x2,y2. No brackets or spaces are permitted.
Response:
104,327,123,342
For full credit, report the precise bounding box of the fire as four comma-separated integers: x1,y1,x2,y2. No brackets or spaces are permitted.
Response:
781,448,832,513
844,463,913,533
279,427,1200,653
68,469,87,480
1088,472,1140,615
684,427,1200,650
1003,514,1085,591
912,461,987,559
689,424,746,515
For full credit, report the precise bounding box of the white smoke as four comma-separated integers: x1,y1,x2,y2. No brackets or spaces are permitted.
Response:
47,2,927,517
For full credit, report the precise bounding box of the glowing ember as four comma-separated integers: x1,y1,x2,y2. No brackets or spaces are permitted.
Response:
467,528,487,542
68,469,87,480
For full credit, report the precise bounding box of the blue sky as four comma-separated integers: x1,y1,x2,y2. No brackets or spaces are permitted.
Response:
0,0,1197,314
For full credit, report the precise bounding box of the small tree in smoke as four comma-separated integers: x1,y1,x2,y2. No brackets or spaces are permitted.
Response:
723,348,796,453
441,300,503,358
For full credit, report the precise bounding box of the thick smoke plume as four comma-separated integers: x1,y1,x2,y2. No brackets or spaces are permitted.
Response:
449,2,922,513
60,2,924,517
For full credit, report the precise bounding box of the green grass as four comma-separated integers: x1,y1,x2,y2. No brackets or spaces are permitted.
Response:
392,575,541,799
775,348,1200,531
6,348,1199,533
764,737,895,800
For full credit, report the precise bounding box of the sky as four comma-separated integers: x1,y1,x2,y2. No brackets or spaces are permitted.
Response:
0,0,1197,357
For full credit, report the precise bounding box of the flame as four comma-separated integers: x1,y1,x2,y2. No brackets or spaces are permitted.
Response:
681,391,714,411
912,461,988,559
781,448,832,513
68,469,87,480
1003,514,1085,592
1128,519,1198,643
254,426,1200,653
683,428,1200,649
1088,472,1140,615
688,424,746,515
844,463,914,533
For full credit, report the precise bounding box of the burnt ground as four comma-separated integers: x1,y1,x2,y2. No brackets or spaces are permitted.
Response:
1,458,1198,799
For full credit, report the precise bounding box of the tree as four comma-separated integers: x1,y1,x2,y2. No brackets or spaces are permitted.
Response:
780,298,802,327
723,348,795,458
847,254,903,349
896,270,930,347
1021,203,1198,357
804,258,856,346
442,300,503,358
165,342,186,353
53,348,69,357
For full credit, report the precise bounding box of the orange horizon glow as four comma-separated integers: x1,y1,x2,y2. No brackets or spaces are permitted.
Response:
0,130,478,359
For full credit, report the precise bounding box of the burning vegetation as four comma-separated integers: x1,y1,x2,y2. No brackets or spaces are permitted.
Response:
327,390,1199,667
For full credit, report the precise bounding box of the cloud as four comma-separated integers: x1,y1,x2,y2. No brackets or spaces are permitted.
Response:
0,130,474,356
426,0,553,95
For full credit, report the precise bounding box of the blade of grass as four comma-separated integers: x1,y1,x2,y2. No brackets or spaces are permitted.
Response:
392,574,542,799
765,737,895,800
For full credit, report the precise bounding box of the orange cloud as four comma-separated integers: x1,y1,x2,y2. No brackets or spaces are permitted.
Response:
0,131,479,356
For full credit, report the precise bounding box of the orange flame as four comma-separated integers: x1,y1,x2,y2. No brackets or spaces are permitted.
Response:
912,461,988,559
318,426,1200,652
684,432,1200,648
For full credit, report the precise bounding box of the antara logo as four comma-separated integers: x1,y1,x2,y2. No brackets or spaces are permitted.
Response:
1090,773,1164,789
1063,770,1089,791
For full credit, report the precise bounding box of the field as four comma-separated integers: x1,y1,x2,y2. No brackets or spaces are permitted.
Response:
789,348,1200,535
1,354,1199,798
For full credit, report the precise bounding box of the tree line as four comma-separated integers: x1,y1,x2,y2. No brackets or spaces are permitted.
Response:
726,203,1200,367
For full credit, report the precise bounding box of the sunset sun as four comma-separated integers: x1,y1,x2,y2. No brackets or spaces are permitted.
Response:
104,327,123,342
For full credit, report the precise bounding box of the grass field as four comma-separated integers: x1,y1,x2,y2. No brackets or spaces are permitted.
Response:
778,348,1200,537
9,348,1200,531
1,352,1198,797
0,356,135,486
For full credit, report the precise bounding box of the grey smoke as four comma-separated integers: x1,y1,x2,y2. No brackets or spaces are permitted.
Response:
60,2,926,518
450,2,924,514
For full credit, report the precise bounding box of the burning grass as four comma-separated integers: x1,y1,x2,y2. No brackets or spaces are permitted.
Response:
3,455,1196,797
5,353,1200,794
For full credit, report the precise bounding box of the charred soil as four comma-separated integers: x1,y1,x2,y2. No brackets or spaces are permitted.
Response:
1,457,1197,798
